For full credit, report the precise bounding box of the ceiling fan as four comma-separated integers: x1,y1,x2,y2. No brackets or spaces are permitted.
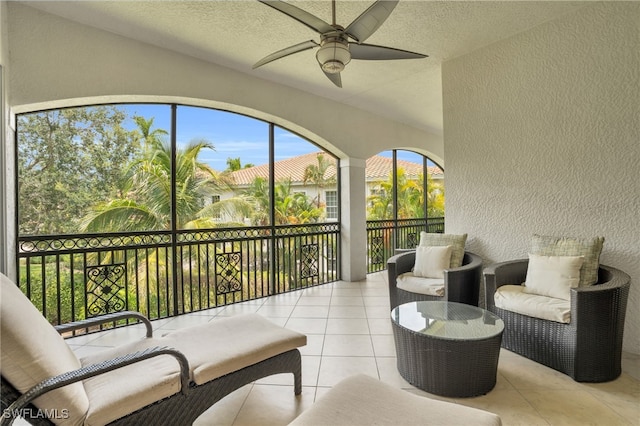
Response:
253,0,427,88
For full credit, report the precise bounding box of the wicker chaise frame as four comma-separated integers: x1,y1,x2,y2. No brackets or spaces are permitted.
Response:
387,251,483,310
1,312,302,426
484,260,630,382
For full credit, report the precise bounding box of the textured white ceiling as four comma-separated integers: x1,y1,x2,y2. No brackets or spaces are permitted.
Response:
24,1,588,135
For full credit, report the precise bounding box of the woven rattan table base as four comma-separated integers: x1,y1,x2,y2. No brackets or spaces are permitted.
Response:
392,322,502,397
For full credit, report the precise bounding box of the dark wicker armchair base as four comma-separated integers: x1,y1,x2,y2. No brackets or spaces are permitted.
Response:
388,251,483,310
484,260,630,382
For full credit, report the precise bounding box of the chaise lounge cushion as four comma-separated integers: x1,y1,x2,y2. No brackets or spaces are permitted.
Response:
0,273,90,426
159,314,307,385
79,314,306,425
79,338,182,426
288,374,502,426
495,285,571,323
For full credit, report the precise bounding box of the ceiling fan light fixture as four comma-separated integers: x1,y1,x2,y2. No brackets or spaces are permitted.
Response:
316,41,351,74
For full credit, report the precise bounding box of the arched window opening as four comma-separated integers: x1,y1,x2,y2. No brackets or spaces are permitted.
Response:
15,103,340,327
365,150,444,273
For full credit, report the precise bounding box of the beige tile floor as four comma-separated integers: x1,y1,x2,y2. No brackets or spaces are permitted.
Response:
66,272,640,426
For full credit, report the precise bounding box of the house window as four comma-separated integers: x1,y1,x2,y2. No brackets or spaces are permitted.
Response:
326,190,338,220
211,195,221,220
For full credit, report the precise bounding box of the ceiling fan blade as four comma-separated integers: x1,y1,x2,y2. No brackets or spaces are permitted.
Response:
253,40,319,69
350,43,427,60
258,0,334,34
322,70,342,88
345,0,399,43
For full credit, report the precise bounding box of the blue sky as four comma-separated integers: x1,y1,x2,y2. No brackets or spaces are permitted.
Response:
121,104,432,171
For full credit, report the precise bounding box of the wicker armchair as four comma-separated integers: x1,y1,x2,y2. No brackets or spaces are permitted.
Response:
484,259,630,382
387,250,482,310
0,273,306,425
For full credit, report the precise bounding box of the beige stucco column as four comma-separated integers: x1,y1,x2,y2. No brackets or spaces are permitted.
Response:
339,157,367,282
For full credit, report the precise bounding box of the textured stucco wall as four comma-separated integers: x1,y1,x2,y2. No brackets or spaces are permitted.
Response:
443,2,640,353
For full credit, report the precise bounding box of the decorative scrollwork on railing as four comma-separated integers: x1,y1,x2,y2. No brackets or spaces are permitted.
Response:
86,264,126,316
366,220,395,230
300,243,319,279
370,236,386,266
216,252,242,294
274,223,339,237
178,227,271,243
407,232,418,248
19,232,171,254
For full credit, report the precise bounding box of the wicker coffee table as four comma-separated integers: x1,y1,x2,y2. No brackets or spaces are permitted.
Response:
391,301,504,397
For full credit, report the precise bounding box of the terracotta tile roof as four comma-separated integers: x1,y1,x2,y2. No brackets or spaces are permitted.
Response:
364,155,443,181
229,151,443,186
230,152,337,186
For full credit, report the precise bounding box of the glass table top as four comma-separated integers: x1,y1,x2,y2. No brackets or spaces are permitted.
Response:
391,301,504,341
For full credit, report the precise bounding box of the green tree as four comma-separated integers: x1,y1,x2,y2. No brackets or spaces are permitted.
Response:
302,153,336,208
242,177,322,225
366,167,444,220
242,176,271,225
81,117,232,232
225,157,254,171
17,106,138,235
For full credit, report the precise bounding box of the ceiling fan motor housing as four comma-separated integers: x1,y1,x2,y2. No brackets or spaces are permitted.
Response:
317,32,351,74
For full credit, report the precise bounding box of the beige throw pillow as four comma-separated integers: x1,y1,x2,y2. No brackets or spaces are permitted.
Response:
530,234,603,286
413,245,453,279
419,232,467,268
523,254,585,301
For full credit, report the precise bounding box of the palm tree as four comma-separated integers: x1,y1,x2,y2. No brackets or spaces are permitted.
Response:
241,177,322,226
395,168,422,219
79,117,247,315
424,173,445,217
81,117,233,232
302,154,336,208
225,157,254,171
367,174,393,220
366,167,444,220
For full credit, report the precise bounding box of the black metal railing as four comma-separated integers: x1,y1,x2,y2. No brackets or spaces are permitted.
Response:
17,218,442,328
366,217,445,273
17,223,340,328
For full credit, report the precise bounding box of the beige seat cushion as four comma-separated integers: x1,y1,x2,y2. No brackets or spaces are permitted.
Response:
288,374,502,426
397,272,444,296
80,313,306,424
495,285,571,323
0,273,89,426
80,338,183,426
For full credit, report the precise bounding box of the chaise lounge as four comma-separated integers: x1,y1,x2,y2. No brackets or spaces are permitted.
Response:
0,272,306,425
